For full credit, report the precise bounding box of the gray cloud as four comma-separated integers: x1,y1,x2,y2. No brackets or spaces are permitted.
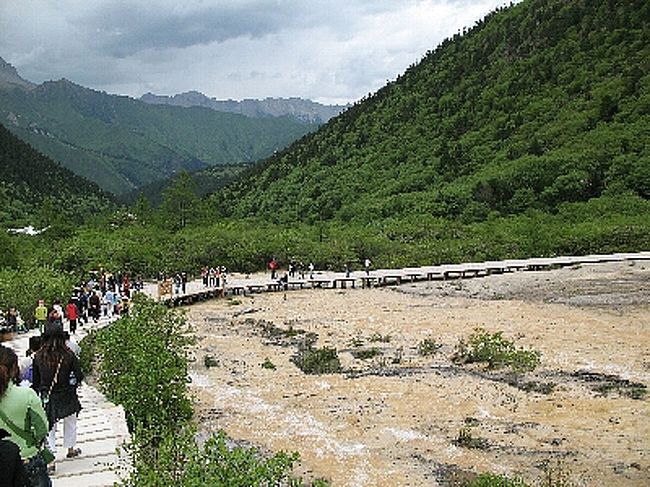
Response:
0,0,515,103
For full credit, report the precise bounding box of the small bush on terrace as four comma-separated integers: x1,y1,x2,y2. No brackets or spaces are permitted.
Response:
465,473,529,487
292,346,342,374
453,328,541,372
417,338,441,357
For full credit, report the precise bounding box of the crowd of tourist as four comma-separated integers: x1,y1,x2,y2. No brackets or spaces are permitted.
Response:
0,268,137,487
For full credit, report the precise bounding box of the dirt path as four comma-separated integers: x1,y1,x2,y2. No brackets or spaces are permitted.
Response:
186,261,650,486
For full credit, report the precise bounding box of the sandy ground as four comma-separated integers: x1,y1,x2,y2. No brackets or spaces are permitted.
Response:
186,260,650,486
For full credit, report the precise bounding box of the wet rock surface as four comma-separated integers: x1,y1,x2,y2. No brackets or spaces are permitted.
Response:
187,261,650,486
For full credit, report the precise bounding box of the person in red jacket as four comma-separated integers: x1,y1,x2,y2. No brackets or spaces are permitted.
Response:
65,298,79,334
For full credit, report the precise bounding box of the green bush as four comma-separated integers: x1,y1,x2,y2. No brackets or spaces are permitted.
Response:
351,347,382,360
292,346,342,374
453,328,541,372
417,338,441,357
261,357,276,370
0,265,76,326
92,295,194,433
465,473,529,487
125,427,299,487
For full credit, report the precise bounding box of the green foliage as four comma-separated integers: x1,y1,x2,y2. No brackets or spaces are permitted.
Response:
82,296,308,486
0,123,115,226
351,347,382,360
78,328,98,376
465,473,529,487
125,427,299,487
417,338,441,357
0,264,76,325
368,332,391,343
292,346,342,375
261,357,276,370
453,328,541,372
92,295,194,433
203,355,220,368
212,0,650,244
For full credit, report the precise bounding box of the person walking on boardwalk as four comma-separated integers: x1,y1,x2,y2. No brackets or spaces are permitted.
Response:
33,325,83,474
268,257,279,280
0,345,51,486
65,298,78,335
88,291,101,322
34,300,47,334
364,258,372,276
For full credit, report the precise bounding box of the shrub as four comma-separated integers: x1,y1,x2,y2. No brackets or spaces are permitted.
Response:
204,355,220,368
85,295,309,486
369,332,391,343
292,346,342,374
351,347,382,360
78,328,98,376
125,427,300,487
465,473,529,487
453,426,489,450
92,295,194,433
453,328,541,372
417,338,441,357
261,357,276,370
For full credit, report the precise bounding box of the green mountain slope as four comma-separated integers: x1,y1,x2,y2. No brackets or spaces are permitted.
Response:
0,77,316,195
0,123,115,225
219,0,650,227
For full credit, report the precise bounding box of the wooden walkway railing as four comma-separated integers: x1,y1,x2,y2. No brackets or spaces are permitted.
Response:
148,251,650,305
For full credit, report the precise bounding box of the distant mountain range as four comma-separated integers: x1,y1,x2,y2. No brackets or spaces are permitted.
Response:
0,58,321,196
140,91,348,124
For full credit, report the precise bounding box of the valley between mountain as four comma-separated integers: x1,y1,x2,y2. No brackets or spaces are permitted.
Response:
186,261,650,486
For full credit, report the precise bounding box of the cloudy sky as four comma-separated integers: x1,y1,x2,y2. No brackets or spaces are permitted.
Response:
1,0,512,105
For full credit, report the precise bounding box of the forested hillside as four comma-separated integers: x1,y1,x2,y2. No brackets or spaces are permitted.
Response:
0,75,315,195
0,123,115,225
219,0,650,229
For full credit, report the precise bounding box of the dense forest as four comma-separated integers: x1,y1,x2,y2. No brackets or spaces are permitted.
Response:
0,123,115,226
219,0,649,224
2,0,650,319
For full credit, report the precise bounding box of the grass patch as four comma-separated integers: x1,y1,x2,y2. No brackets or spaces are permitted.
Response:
465,473,528,487
453,425,489,450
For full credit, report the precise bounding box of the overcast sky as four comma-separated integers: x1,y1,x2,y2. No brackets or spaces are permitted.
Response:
0,0,512,105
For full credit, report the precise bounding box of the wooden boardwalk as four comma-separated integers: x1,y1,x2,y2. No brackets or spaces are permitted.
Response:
150,251,650,305
5,316,130,487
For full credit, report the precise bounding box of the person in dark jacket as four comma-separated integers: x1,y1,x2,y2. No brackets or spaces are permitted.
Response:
0,429,27,487
33,325,83,470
